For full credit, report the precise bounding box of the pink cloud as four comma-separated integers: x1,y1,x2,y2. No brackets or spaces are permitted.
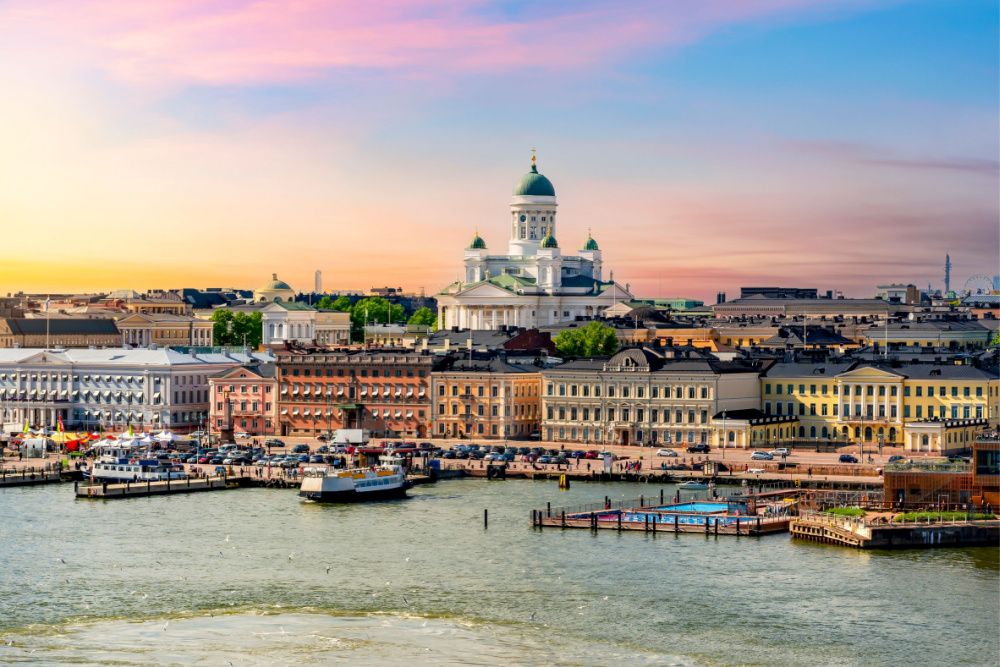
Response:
2,0,882,86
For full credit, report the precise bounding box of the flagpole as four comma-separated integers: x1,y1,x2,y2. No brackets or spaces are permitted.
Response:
45,295,50,350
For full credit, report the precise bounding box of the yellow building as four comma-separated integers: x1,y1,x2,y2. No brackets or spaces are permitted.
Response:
431,358,541,440
116,313,214,348
761,361,999,453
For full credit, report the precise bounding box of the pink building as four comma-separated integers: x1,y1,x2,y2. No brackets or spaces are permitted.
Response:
209,362,278,436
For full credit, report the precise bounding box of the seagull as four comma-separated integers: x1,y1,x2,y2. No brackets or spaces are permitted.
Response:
5,640,13,646
163,621,169,631
225,535,230,542
402,596,409,606
155,561,162,566
288,552,294,561
219,551,224,557
404,557,409,562
530,613,536,621
325,566,330,574
603,596,609,600
385,581,391,586
280,627,286,635
57,558,66,564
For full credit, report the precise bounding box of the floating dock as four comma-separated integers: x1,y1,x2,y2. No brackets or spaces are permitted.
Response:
0,469,64,487
532,491,793,536
76,475,242,499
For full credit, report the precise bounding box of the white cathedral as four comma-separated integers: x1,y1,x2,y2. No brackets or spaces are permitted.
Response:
436,158,631,330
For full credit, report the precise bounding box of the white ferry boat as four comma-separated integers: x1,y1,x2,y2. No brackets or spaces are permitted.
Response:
299,463,409,503
87,443,186,483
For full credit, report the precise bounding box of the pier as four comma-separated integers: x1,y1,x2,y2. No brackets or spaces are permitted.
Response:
0,468,64,487
531,491,794,536
76,475,243,499
790,510,1000,549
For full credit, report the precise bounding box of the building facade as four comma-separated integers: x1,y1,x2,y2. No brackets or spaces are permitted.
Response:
435,158,631,331
0,318,120,349
116,313,214,348
274,348,438,438
761,361,1000,453
315,310,352,346
431,358,541,439
209,362,278,435
540,346,762,446
0,348,272,432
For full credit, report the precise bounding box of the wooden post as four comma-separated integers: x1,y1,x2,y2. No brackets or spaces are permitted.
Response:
714,517,718,536
484,509,488,529
705,517,709,534
617,512,622,531
757,516,761,534
674,515,679,533
652,515,656,534
640,495,644,507
547,502,551,518
660,489,664,505
561,510,566,528
644,514,649,532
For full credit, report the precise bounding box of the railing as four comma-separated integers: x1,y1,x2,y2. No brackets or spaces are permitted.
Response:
532,490,715,520
885,461,972,473
797,508,998,530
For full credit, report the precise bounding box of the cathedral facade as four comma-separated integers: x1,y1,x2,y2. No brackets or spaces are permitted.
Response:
436,159,631,331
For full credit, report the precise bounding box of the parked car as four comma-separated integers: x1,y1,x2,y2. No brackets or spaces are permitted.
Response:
584,450,601,459
747,467,766,474
750,451,773,461
537,455,552,464
309,455,324,464
292,444,310,454
484,452,502,462
571,450,585,459
316,433,329,441
442,451,456,459
887,456,906,463
234,431,250,438
189,430,207,438
265,438,285,447
521,454,538,462
686,444,710,453
769,448,791,457
656,448,678,457
839,454,859,463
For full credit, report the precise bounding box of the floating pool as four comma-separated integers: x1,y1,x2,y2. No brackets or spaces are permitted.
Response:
662,502,729,513
621,512,759,525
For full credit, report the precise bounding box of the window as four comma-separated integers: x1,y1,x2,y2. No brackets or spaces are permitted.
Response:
951,387,958,397
976,387,983,398
963,387,970,398
764,384,771,395
916,406,922,418
651,387,658,398
663,386,671,398
928,386,934,397
607,386,615,397
809,404,816,416
821,404,828,416
636,387,644,398
622,386,629,398
799,384,805,395
558,384,566,396
810,384,816,395
700,387,708,399
607,408,615,421
688,387,695,399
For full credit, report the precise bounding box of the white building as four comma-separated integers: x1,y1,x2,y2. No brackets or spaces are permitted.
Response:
260,302,317,346
0,348,273,432
436,158,631,330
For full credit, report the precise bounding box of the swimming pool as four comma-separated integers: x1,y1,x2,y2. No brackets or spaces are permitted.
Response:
621,512,759,525
661,502,729,513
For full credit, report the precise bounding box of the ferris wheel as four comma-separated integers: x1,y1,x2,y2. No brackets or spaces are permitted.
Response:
963,275,994,295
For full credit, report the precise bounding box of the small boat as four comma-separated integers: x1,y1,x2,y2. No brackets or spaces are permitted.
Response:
299,463,410,503
678,481,709,490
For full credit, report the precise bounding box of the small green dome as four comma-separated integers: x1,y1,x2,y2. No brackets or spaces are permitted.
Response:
583,235,599,251
540,234,559,249
469,233,487,250
260,273,293,291
513,164,556,197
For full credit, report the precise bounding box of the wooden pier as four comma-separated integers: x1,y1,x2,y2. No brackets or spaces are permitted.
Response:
791,510,1000,549
76,475,242,499
531,493,791,536
0,469,64,487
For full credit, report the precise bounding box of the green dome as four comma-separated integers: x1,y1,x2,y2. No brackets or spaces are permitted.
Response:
260,273,293,291
540,234,559,249
469,233,487,250
513,164,555,197
583,235,599,251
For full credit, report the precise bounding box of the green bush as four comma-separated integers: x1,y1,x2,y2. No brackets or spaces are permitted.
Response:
825,507,866,517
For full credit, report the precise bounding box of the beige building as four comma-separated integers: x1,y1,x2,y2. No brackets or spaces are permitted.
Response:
254,274,296,303
0,318,120,349
116,313,214,348
315,310,352,346
540,345,762,447
431,358,542,439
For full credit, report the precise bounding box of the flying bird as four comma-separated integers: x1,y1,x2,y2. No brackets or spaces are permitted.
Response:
57,558,66,564
402,597,409,606
530,613,536,621
225,535,230,542
325,566,330,574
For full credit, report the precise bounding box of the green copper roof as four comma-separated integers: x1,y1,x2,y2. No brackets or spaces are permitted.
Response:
259,273,293,291
469,233,487,249
513,164,555,197
583,235,599,251
540,234,559,249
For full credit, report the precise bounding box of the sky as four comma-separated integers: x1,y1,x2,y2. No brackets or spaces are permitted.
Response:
0,0,996,302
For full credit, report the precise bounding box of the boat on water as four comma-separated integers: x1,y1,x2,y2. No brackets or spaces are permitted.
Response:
299,463,410,503
678,481,710,490
86,442,186,483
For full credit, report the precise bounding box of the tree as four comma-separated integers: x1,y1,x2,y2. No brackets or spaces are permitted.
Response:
331,295,353,312
349,297,405,342
210,308,263,349
554,321,618,357
316,296,334,310
408,307,438,330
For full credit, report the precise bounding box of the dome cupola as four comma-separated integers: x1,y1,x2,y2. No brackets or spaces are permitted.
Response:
540,234,559,249
469,232,487,250
513,164,555,197
583,233,599,251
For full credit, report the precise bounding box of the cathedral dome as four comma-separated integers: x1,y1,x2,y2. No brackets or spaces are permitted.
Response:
540,234,559,249
583,234,599,251
469,233,487,249
513,164,555,197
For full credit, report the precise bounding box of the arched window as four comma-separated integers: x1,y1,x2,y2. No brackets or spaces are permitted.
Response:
921,434,929,447
864,426,872,441
888,427,896,442
728,431,735,443
809,426,816,438
821,426,829,439
854,427,861,438
798,425,805,438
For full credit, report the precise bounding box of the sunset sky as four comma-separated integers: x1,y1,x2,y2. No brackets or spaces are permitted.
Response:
0,0,996,301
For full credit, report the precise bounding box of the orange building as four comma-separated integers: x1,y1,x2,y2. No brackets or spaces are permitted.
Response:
431,358,542,440
275,348,438,439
